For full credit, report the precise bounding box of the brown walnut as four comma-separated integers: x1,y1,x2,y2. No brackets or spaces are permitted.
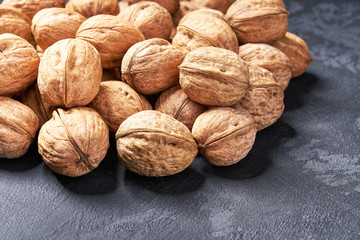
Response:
66,0,120,18
126,0,179,14
193,0,235,14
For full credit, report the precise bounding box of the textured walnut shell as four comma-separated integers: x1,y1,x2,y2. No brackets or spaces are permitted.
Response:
76,15,145,69
155,85,207,130
38,107,109,177
89,81,152,132
116,110,198,177
119,1,173,40
270,32,313,78
1,0,65,19
38,39,102,108
66,0,120,18
32,8,86,51
121,38,185,95
172,1,200,27
234,65,284,130
193,0,234,14
179,47,249,106
102,68,121,81
238,43,292,90
172,9,238,54
127,0,179,14
192,107,256,166
0,97,39,159
0,34,39,96
225,0,289,44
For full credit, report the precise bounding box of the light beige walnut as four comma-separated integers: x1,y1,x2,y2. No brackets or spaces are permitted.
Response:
225,0,289,44
116,110,198,177
179,46,249,106
32,8,86,51
126,0,179,14
234,64,284,130
0,34,39,96
66,0,120,18
102,68,121,81
192,107,257,166
121,38,184,95
76,15,145,69
38,38,102,108
89,81,152,132
238,43,292,90
193,0,235,14
38,107,109,177
270,32,313,78
172,1,200,27
0,97,39,159
1,0,65,19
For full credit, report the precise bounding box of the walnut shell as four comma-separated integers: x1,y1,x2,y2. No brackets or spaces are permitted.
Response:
193,0,234,14
1,0,65,19
89,81,152,132
0,33,39,96
121,38,184,95
238,43,292,90
0,97,39,159
119,1,173,40
155,85,207,130
127,0,179,14
66,0,120,18
172,1,200,27
32,8,86,51
234,64,284,130
76,15,145,69
270,32,313,78
179,46,249,106
225,0,289,44
102,68,121,81
38,38,102,108
116,110,198,177
38,107,109,177
192,107,256,166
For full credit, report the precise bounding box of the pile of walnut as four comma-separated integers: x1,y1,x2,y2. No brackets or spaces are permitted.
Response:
0,0,312,177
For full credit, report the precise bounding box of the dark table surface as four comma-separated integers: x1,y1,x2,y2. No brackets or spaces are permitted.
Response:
1,0,360,239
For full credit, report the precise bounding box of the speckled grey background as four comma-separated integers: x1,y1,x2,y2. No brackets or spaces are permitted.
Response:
1,0,360,239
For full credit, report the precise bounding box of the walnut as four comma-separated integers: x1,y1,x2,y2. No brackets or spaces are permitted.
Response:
0,97,39,159
102,68,121,81
234,64,284,130
0,6,35,46
0,34,39,97
172,1,200,28
155,85,207,130
1,0,65,19
192,107,257,166
89,81,152,132
116,110,198,177
121,38,184,95
193,0,235,14
179,46,249,106
270,32,313,78
76,15,145,69
31,8,86,51
172,9,238,54
38,107,109,177
126,0,179,14
225,0,289,44
238,43,292,90
38,39,102,108
119,1,173,40
66,0,120,19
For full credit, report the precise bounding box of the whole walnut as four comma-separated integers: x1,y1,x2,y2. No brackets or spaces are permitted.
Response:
119,1,173,40
102,68,121,81
225,0,289,44
0,97,39,159
192,107,257,166
0,6,35,46
193,0,235,14
38,107,109,177
126,0,179,14
32,8,86,50
1,0,65,19
0,34,39,96
66,0,120,18
179,47,249,106
116,110,198,177
238,43,292,90
172,1,200,27
234,64,284,130
38,39,102,108
121,38,185,95
76,15,145,69
270,32,313,78
155,85,207,130
89,81,152,132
